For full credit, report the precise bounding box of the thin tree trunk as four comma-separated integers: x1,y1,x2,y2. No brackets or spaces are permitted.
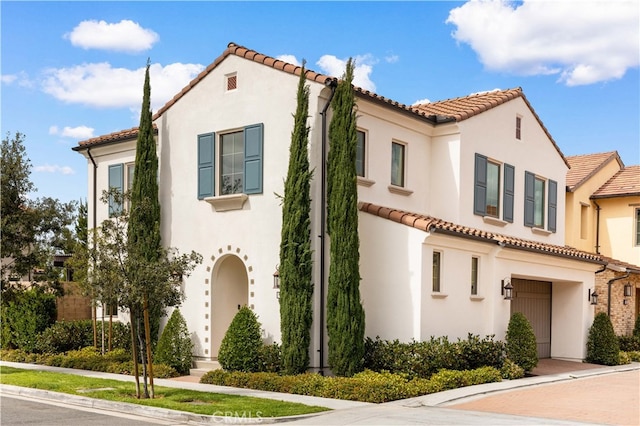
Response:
137,315,149,399
143,294,155,398
108,312,113,352
130,308,141,398
92,299,97,348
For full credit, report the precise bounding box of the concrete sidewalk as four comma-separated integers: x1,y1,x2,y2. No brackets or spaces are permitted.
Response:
2,360,639,425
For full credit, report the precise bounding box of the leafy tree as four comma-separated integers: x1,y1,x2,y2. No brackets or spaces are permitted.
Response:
326,58,365,377
155,309,193,375
1,132,77,291
586,312,620,366
218,306,263,372
505,312,538,372
279,62,314,375
1,286,57,352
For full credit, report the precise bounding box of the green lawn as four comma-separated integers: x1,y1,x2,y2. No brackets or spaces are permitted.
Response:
0,366,329,418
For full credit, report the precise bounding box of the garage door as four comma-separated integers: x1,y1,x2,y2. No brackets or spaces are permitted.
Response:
510,279,551,358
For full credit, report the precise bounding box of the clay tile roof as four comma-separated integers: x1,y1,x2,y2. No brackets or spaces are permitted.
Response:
591,165,640,198
73,125,157,149
413,88,568,167
359,202,603,263
565,151,623,191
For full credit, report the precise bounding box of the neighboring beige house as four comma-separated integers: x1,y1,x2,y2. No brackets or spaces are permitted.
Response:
566,153,640,335
75,43,620,370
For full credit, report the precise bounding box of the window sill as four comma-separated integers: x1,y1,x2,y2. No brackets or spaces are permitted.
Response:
469,295,485,301
204,194,248,211
357,176,376,187
531,227,552,236
388,185,413,196
431,293,448,299
482,216,508,227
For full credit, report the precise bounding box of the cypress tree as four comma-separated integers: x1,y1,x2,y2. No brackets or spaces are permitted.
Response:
127,60,161,397
279,63,314,375
326,58,365,377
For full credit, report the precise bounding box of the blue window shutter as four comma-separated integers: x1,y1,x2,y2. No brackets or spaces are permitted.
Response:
503,163,515,223
108,164,124,216
474,154,487,216
197,133,215,199
524,171,535,227
244,123,263,194
548,179,557,232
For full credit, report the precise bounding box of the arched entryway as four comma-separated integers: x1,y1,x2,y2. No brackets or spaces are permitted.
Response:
211,255,248,359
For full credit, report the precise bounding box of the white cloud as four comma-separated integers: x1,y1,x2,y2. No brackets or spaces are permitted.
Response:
34,164,75,175
316,54,377,92
276,54,301,66
1,71,34,88
65,19,159,53
447,0,640,86
385,54,399,64
413,98,431,105
50,125,94,139
41,62,205,110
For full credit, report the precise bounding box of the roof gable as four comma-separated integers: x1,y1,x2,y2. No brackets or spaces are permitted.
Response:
566,151,623,191
591,165,640,198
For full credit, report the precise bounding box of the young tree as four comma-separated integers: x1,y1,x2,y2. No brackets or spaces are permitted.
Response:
279,63,314,375
127,60,163,398
326,59,365,377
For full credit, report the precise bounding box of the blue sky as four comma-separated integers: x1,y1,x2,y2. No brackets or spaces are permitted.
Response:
2,1,639,205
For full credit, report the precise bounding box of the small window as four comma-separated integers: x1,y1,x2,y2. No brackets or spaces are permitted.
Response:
226,73,237,91
105,303,118,317
515,116,522,140
471,257,479,295
533,177,545,228
220,131,244,195
432,251,442,292
486,161,500,217
391,142,405,187
356,130,366,177
580,204,589,240
635,208,640,246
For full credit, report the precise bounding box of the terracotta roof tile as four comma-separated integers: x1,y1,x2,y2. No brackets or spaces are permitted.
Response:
359,202,603,263
591,165,640,198
73,125,157,149
566,151,623,191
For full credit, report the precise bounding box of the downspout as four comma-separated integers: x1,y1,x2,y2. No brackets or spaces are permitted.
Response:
607,271,629,317
87,148,99,349
593,200,601,254
318,78,337,376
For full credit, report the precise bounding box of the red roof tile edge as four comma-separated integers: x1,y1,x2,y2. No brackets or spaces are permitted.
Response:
566,151,623,192
75,125,158,148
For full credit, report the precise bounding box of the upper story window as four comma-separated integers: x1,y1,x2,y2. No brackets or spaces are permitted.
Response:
108,162,134,216
474,153,514,223
524,171,557,232
356,130,366,178
635,208,640,246
197,124,264,200
432,251,442,292
515,116,522,140
391,141,406,187
471,256,479,295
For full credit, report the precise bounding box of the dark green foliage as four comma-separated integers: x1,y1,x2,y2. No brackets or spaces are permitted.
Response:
586,312,620,366
155,309,193,375
618,335,640,352
506,312,538,372
633,315,640,338
326,58,365,377
31,320,131,355
1,287,57,352
200,366,502,403
279,63,313,375
363,335,506,379
218,307,263,372
258,343,282,373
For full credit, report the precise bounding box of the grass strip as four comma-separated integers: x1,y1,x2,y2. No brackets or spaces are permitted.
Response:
0,366,328,417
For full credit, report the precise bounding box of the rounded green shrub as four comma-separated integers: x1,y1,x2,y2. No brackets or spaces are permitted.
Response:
500,358,525,380
218,306,263,372
155,309,193,375
586,312,620,366
633,314,640,338
506,312,538,372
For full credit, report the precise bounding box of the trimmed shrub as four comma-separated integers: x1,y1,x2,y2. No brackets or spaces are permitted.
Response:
155,309,193,375
218,306,263,372
618,336,640,352
626,351,640,362
633,315,640,338
586,312,620,366
506,312,538,372
258,342,282,373
618,351,631,365
500,358,525,380
34,320,131,355
1,288,57,352
456,334,506,370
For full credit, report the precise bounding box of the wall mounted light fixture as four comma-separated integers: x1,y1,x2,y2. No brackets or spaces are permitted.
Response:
273,266,280,289
502,278,513,300
589,289,598,305
624,284,632,298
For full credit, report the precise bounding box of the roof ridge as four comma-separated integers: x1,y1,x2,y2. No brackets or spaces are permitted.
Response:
566,151,622,192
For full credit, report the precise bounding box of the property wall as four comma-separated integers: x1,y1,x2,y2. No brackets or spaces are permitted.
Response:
56,282,92,321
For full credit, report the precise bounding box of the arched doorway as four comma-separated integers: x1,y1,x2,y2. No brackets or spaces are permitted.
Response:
211,255,248,359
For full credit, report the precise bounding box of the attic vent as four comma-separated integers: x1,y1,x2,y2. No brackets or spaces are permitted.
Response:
226,74,237,91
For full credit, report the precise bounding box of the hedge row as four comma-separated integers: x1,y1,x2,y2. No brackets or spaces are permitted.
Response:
200,367,502,403
0,347,178,379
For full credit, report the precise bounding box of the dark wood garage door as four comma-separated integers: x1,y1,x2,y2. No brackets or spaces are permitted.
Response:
510,279,551,358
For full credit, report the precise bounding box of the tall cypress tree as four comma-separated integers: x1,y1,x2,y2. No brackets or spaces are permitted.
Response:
279,63,314,375
127,60,161,398
326,59,365,377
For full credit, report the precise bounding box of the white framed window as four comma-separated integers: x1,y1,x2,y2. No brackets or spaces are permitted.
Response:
107,162,134,216
432,251,442,292
471,257,479,295
220,131,244,195
524,171,557,232
391,141,406,187
474,154,514,223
